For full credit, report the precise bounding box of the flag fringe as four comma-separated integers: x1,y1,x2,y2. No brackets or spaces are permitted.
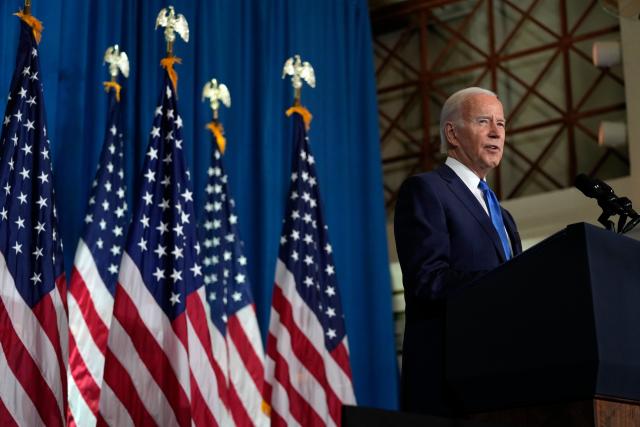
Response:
285,106,312,130
206,122,226,154
14,11,43,44
103,81,122,102
160,56,181,95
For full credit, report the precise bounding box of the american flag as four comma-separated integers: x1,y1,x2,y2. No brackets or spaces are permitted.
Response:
0,17,68,426
97,70,222,426
67,88,128,426
201,138,269,426
265,110,356,427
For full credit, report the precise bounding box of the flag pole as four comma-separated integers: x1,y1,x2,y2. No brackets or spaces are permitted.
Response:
24,0,31,15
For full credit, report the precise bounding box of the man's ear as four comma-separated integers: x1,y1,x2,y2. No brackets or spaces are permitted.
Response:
445,122,458,147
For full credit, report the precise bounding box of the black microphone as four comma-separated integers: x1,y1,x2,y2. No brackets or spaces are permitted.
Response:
574,173,640,233
574,173,615,201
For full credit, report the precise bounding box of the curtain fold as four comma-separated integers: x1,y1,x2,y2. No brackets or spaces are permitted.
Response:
0,0,398,408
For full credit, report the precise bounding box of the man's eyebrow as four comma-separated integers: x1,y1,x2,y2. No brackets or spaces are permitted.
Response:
474,115,506,122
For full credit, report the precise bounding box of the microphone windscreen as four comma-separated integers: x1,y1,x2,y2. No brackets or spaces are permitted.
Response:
575,173,598,198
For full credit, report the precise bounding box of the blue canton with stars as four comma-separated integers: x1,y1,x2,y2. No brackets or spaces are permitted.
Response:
201,142,255,334
278,113,348,352
79,90,128,295
0,21,64,307
121,72,203,320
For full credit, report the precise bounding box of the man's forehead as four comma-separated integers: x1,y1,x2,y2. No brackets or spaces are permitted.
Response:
463,94,504,117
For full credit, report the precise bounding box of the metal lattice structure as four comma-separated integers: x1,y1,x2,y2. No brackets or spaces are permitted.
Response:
373,0,628,213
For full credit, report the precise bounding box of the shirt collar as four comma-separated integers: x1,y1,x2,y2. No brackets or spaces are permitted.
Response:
445,157,483,190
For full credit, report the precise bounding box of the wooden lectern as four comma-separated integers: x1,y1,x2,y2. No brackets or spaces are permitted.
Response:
446,223,640,427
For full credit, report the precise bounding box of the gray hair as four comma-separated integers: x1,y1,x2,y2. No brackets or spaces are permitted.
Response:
439,87,498,154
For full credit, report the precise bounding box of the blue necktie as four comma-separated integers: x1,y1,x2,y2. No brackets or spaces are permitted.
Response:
478,180,512,260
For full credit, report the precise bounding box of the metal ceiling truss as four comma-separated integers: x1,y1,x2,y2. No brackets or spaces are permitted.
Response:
373,0,627,213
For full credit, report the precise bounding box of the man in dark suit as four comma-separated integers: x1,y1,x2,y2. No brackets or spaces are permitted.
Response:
394,87,523,416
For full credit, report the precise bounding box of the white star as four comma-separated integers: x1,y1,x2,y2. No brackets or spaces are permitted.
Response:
108,143,115,154
235,273,246,284
26,96,36,106
21,143,32,155
163,153,172,164
325,286,336,297
292,210,300,220
10,134,18,146
30,272,42,285
140,214,150,228
41,147,49,159
34,222,45,234
291,230,300,240
102,200,110,211
165,130,174,141
154,244,167,258
18,87,27,98
117,187,125,199
31,47,37,57
158,198,170,210
17,193,27,204
171,268,183,283
0,207,7,220
304,255,314,266
110,125,117,135
170,292,181,306
326,307,336,318
99,219,106,230
291,250,299,261
110,245,121,256
172,246,184,259
155,105,162,116
303,213,312,223
175,139,183,149
180,211,190,224
229,214,238,225
175,115,183,128
32,247,43,259
85,214,93,223
161,175,171,187
146,146,159,160
325,265,335,276
23,119,35,131
173,223,184,237
326,328,337,339
166,86,172,98
150,126,161,138
96,238,104,249
143,192,153,205
12,242,22,254
137,238,147,252
2,115,9,126
113,225,123,237
13,111,22,122
104,181,112,192
19,167,30,180
108,264,119,274
181,189,193,202
303,234,314,245
232,292,242,302
22,66,30,76
190,263,202,277
144,169,155,183
38,171,48,183
223,251,232,261
156,222,169,235
115,206,125,218
36,196,47,209
280,235,287,245
153,267,165,281
324,244,332,254
238,256,247,266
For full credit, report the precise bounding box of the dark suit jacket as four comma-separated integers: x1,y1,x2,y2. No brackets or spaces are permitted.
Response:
394,164,522,416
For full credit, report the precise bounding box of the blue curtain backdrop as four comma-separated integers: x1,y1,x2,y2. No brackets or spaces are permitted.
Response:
0,0,398,408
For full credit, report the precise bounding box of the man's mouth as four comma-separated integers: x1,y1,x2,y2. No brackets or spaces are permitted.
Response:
485,144,501,152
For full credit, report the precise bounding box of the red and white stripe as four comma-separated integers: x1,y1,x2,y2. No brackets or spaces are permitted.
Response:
97,252,225,426
67,239,116,426
223,305,270,427
265,260,355,427
0,252,68,427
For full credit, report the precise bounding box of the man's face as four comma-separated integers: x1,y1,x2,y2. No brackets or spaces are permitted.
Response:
448,93,506,179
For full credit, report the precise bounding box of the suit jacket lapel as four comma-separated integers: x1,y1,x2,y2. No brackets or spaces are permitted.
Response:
437,165,507,262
